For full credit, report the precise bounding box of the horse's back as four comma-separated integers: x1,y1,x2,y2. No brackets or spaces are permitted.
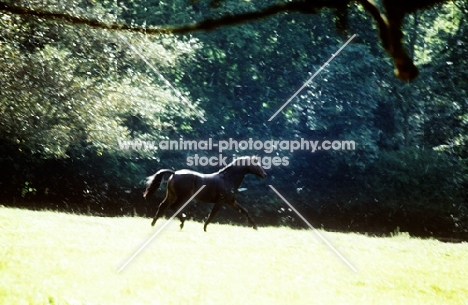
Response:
175,169,206,177
170,169,224,202
171,169,215,188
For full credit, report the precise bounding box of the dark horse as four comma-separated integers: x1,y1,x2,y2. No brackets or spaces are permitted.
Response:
143,156,267,231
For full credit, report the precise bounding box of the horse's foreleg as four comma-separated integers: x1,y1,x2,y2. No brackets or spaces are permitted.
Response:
204,202,221,232
230,201,258,230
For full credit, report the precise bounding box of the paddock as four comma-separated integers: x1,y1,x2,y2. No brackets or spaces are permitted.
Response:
1,207,467,304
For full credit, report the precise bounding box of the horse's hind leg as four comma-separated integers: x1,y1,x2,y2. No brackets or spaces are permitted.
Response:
230,200,258,230
168,195,192,230
177,213,187,230
151,188,176,226
152,197,170,226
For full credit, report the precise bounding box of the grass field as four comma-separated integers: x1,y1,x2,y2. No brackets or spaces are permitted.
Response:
1,207,467,305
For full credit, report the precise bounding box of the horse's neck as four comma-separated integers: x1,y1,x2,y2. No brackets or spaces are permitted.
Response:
220,166,246,189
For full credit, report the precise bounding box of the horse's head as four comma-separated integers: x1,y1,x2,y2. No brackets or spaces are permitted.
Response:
248,156,267,179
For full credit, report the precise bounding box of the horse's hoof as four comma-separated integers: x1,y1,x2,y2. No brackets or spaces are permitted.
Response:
151,220,156,226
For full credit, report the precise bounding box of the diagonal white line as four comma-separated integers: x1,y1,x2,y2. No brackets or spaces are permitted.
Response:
118,33,207,122
268,185,357,272
268,34,356,121
117,185,206,273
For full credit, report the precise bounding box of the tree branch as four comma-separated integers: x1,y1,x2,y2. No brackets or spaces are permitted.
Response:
0,0,451,81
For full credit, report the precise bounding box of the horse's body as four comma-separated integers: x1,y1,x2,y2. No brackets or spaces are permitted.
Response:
143,156,267,231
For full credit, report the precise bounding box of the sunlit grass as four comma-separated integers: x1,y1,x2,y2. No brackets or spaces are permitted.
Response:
1,207,467,304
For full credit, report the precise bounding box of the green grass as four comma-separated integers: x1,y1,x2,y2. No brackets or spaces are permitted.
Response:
1,207,467,305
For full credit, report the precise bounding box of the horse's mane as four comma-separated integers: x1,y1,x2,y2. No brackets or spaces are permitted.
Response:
218,156,257,174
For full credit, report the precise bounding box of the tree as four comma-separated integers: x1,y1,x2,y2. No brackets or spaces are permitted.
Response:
0,0,459,81
0,0,202,212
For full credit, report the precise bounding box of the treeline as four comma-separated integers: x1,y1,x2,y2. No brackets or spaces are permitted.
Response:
1,0,467,239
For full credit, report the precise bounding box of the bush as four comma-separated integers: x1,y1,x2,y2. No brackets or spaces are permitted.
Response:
364,148,467,236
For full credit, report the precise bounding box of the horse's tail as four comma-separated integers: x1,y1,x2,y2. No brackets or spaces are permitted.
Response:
143,169,175,200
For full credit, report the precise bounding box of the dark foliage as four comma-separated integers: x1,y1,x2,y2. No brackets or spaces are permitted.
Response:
1,0,467,241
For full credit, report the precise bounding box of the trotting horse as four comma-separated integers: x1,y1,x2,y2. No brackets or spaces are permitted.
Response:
143,156,267,231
